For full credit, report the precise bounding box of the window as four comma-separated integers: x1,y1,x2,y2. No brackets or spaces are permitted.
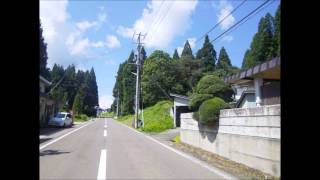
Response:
55,113,66,118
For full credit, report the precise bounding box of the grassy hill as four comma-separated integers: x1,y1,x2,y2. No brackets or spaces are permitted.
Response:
118,100,174,133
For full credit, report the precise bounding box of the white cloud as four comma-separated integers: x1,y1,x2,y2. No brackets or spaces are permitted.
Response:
106,35,121,48
76,21,98,31
40,0,69,45
99,95,114,109
76,12,106,32
69,38,90,56
117,0,198,49
117,26,134,38
177,37,197,56
91,41,104,48
221,35,233,42
213,0,235,30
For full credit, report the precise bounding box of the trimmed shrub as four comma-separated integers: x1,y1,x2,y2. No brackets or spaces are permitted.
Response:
189,93,213,111
198,97,229,125
194,75,234,102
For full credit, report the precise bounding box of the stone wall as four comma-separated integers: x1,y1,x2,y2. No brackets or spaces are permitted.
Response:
180,104,280,177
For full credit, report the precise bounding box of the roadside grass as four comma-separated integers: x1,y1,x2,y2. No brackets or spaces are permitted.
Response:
116,100,174,133
73,114,90,122
118,114,134,127
101,111,114,118
140,100,174,133
171,135,181,143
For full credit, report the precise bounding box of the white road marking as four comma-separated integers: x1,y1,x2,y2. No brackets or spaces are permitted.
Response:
40,121,93,150
115,120,237,180
104,130,107,137
104,125,107,128
97,149,107,180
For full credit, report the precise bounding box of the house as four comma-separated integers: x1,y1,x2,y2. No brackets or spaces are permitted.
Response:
39,75,61,127
179,57,281,177
224,57,280,108
169,93,192,128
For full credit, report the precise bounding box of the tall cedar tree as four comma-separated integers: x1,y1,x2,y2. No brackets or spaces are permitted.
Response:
196,35,216,72
40,20,50,79
242,9,279,69
274,5,280,57
173,49,180,60
181,40,194,59
216,47,232,70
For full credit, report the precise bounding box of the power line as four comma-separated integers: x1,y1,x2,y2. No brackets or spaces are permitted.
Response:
148,1,174,43
195,0,248,44
216,0,276,43
210,0,271,44
145,0,166,37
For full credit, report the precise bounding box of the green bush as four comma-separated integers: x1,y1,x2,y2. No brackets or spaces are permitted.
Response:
189,93,213,111
193,111,200,121
193,75,234,103
198,97,229,125
74,114,89,122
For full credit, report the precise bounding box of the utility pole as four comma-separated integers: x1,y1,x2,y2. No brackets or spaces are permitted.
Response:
133,32,145,128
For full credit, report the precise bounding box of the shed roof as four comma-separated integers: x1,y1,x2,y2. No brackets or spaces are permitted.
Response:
169,93,189,100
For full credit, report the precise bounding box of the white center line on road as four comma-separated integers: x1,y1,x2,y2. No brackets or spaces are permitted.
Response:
97,149,107,180
104,125,107,128
40,121,93,150
104,130,107,137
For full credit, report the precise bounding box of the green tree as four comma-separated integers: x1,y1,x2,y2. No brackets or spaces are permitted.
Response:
196,35,216,72
141,46,147,65
112,51,136,115
181,40,194,59
274,5,280,57
72,81,88,115
173,49,180,60
175,56,202,94
216,47,232,70
189,75,234,111
63,65,77,110
84,68,99,116
241,13,276,69
40,20,50,79
142,50,177,107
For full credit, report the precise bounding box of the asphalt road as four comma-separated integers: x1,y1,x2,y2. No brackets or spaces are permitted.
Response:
40,118,234,179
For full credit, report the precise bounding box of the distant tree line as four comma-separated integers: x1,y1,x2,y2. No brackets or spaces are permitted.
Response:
40,20,99,117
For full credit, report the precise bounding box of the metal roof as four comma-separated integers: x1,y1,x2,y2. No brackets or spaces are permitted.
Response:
224,57,280,84
169,93,189,100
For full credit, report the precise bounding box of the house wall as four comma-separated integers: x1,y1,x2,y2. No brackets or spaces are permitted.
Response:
239,93,256,108
180,104,280,177
262,81,280,105
40,81,46,93
39,97,47,127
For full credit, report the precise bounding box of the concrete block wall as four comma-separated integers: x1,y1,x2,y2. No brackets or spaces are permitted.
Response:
180,104,280,177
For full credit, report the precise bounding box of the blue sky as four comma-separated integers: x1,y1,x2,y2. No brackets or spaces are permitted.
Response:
40,0,280,109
